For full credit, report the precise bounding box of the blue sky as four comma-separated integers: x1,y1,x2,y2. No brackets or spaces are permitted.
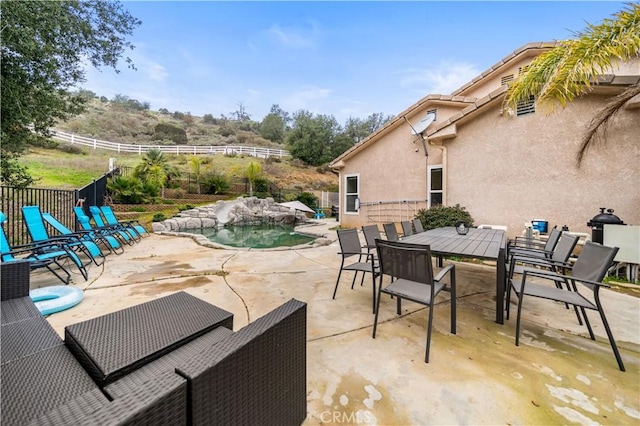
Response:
81,1,628,124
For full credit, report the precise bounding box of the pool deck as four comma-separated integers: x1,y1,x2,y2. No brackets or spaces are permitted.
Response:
32,220,640,425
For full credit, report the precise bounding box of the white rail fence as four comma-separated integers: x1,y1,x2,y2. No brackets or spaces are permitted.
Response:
50,129,290,159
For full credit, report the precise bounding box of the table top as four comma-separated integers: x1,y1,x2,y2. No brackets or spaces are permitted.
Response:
65,291,234,385
401,227,506,260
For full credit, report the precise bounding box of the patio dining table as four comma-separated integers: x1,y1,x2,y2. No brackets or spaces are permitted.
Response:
401,226,507,324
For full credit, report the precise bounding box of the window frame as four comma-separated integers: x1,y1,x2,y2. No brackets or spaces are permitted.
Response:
344,173,360,214
428,165,443,208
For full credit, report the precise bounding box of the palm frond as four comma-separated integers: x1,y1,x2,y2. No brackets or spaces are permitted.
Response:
505,3,640,110
576,83,640,165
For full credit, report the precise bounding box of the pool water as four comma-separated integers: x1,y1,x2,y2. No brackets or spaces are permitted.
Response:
185,224,315,249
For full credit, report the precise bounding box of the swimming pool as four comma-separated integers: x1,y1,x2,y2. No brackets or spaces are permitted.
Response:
184,224,316,249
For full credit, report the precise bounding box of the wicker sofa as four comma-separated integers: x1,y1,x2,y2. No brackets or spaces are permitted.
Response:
0,261,307,425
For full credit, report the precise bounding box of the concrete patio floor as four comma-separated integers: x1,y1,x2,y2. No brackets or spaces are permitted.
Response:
32,220,640,425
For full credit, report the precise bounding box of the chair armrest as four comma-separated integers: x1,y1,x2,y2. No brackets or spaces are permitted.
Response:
434,264,455,283
509,237,546,247
339,251,376,262
510,255,571,270
175,299,307,426
509,246,552,257
31,370,187,426
521,267,567,283
0,260,31,301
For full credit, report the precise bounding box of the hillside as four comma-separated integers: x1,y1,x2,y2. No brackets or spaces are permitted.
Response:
17,97,338,200
56,97,281,148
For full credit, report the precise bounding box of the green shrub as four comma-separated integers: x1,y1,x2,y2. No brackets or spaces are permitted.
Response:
296,192,319,210
58,144,85,155
130,206,146,212
107,176,155,204
415,204,474,231
203,172,230,195
152,122,187,144
218,126,235,137
161,199,175,205
29,138,59,149
252,176,271,197
202,113,216,124
152,213,166,222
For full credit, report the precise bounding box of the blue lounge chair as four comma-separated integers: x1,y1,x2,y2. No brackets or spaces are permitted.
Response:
88,206,138,245
22,206,101,269
1,212,84,284
42,211,123,256
100,205,148,239
73,207,128,251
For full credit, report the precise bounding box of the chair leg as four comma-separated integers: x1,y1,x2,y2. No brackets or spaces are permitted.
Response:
372,286,383,338
505,280,512,321
396,296,401,315
596,306,626,371
580,307,596,340
350,271,358,289
371,273,376,314
47,261,71,284
450,273,457,335
425,303,435,363
333,262,345,300
515,291,525,346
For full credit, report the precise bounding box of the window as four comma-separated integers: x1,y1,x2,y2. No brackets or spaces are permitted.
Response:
345,174,360,213
428,165,443,207
501,74,514,85
516,95,536,116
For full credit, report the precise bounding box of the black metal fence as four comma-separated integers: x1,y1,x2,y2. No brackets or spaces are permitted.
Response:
1,170,117,246
76,171,115,216
1,186,77,246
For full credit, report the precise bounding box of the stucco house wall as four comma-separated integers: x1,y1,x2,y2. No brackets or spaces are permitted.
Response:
331,43,639,238
444,96,639,236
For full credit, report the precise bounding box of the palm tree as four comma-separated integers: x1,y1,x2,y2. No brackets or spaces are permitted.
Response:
189,156,202,194
504,3,640,165
245,161,262,196
134,148,180,196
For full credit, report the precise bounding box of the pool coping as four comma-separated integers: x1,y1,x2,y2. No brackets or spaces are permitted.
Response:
154,220,337,251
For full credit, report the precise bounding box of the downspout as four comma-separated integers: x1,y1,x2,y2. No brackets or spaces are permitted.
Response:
428,140,447,206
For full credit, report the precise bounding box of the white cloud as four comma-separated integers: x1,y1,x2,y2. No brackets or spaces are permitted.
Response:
265,23,318,49
129,51,168,82
281,86,332,112
399,61,480,95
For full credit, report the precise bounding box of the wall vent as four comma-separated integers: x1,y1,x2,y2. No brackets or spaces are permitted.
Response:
516,95,536,116
501,74,514,85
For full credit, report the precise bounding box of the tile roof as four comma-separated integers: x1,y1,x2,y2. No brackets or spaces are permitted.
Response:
329,41,637,167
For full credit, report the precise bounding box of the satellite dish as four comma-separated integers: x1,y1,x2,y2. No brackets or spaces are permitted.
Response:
409,112,436,135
